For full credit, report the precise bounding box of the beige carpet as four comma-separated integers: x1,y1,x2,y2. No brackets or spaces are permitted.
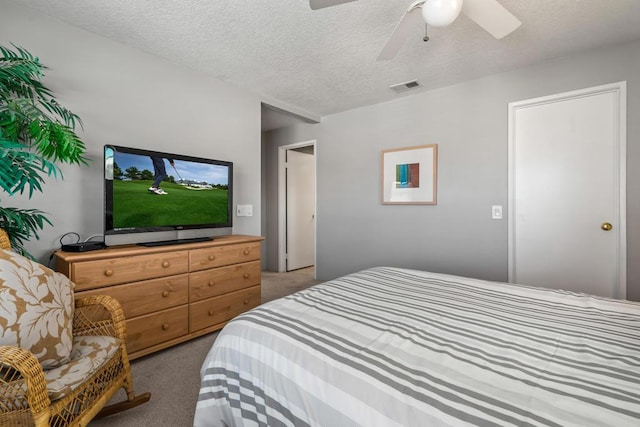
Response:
90,267,321,427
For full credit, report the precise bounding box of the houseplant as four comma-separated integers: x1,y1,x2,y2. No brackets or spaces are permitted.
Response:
0,45,88,257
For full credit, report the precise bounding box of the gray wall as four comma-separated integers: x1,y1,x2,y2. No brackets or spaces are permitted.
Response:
1,2,262,263
262,39,640,298
313,39,640,299
4,2,638,299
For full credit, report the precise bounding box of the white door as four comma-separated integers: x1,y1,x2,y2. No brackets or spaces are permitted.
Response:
286,149,315,271
508,82,626,298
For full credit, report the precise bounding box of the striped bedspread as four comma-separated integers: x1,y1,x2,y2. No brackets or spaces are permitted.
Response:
194,267,640,426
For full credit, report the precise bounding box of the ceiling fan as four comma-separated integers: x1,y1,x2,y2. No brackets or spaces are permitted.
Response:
309,0,521,60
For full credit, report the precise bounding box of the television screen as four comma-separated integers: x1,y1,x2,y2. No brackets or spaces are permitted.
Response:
104,145,233,237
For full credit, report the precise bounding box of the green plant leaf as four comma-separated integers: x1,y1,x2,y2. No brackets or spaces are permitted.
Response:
0,206,52,259
0,140,60,198
0,44,89,257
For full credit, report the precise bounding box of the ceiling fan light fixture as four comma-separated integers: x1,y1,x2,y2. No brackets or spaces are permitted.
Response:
421,0,463,27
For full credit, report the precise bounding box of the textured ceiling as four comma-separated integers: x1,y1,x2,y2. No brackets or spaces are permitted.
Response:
12,0,640,119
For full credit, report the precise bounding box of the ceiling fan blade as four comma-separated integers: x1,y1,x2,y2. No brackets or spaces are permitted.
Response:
377,6,424,61
309,0,357,10
462,0,521,39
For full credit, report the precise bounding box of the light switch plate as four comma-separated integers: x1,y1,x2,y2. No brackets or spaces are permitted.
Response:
237,204,253,217
491,205,503,220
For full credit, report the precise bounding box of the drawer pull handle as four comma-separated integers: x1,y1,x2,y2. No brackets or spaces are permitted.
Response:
243,249,250,255
208,281,214,287
162,324,169,331
208,309,215,316
104,269,113,277
243,273,250,279
162,261,170,268
162,290,170,297
243,299,250,305
208,255,215,261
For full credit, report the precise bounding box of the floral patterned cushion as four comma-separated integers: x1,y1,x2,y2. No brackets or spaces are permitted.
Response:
0,249,75,369
45,335,120,401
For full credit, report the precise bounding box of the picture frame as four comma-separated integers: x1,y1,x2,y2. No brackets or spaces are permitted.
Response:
381,144,437,205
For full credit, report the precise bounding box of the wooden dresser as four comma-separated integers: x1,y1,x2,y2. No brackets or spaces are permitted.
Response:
54,235,262,359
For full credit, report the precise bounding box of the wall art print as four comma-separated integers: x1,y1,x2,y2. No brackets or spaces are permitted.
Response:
381,144,437,205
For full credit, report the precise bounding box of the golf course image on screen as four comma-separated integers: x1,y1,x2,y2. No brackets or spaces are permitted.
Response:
108,148,231,230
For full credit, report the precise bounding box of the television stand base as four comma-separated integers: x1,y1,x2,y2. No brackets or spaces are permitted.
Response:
138,236,213,247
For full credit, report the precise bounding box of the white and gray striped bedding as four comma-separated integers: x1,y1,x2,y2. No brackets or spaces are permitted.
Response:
194,267,640,426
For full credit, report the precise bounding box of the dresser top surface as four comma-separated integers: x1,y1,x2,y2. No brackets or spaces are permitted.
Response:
55,234,263,262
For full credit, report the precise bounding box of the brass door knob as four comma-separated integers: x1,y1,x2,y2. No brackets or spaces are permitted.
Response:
601,222,613,231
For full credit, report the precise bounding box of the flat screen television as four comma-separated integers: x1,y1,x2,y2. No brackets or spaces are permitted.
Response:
104,145,233,246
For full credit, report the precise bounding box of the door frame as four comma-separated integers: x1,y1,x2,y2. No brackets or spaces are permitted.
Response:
278,140,317,274
507,81,627,298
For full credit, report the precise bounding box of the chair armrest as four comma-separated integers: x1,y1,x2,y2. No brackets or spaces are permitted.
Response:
0,345,50,421
73,295,127,342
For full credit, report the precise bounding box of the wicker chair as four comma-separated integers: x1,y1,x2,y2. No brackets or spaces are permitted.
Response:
0,229,9,252
0,229,150,426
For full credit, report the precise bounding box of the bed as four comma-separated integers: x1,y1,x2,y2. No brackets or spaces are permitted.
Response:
194,267,640,426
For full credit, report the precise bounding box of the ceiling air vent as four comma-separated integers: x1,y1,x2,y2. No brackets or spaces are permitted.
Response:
389,79,423,94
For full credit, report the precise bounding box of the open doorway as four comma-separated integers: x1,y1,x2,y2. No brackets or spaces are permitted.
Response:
278,141,316,272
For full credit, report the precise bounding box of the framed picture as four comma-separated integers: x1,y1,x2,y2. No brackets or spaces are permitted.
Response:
381,144,437,205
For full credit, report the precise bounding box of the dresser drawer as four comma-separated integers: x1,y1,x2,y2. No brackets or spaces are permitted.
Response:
189,261,261,302
77,274,188,319
189,242,261,272
71,251,189,291
126,305,189,355
190,285,260,332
